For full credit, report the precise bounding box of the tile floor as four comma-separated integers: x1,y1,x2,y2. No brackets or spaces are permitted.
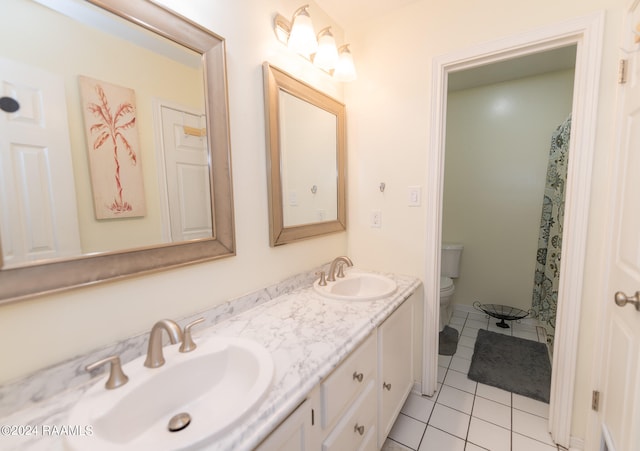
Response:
382,308,564,451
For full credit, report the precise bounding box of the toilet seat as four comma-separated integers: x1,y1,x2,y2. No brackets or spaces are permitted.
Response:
439,276,455,331
440,276,455,296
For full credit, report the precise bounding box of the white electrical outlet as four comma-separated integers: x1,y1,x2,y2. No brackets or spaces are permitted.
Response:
408,186,422,207
370,210,382,228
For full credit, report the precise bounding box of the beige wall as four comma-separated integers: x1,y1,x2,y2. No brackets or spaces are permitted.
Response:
443,70,575,312
345,0,625,442
0,0,347,384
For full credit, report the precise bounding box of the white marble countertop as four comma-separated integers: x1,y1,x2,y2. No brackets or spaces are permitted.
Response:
0,270,421,451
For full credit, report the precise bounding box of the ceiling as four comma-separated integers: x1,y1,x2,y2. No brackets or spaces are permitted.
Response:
448,45,577,91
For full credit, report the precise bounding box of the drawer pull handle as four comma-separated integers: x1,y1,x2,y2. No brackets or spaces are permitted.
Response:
354,423,365,436
353,371,364,382
383,382,392,391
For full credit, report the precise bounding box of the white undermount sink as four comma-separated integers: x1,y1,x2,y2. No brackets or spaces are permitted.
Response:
66,336,274,450
313,269,397,301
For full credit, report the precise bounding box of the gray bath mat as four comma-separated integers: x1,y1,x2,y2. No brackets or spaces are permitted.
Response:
439,326,459,356
468,329,551,403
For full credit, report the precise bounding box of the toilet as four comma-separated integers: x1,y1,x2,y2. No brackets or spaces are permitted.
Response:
440,243,463,331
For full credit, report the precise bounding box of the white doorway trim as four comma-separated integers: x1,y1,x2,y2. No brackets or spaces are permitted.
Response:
422,12,604,448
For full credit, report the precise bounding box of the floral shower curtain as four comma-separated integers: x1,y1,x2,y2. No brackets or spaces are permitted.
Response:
532,114,571,344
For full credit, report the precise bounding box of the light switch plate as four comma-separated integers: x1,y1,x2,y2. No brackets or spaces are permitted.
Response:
408,186,421,207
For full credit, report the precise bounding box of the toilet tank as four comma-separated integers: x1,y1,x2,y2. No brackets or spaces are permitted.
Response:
441,243,463,278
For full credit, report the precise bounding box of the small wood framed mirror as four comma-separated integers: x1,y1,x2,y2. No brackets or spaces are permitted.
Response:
263,63,346,246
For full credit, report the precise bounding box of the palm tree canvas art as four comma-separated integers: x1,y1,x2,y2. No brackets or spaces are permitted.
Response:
79,76,146,219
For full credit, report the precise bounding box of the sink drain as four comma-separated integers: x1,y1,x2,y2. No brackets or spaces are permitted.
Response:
168,412,191,432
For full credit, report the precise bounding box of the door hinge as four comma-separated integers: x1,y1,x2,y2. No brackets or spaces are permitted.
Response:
619,59,628,84
592,390,600,411
311,408,315,426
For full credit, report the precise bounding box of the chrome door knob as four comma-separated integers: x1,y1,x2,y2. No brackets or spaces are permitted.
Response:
614,291,640,311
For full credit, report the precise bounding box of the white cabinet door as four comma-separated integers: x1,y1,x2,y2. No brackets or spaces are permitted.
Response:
595,1,640,450
378,299,414,447
256,389,320,451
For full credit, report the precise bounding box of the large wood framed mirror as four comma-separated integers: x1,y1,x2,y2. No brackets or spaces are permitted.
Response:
0,0,235,304
263,63,346,246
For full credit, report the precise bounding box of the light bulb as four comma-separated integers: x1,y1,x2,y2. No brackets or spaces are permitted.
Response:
287,6,317,58
314,27,339,71
334,45,357,82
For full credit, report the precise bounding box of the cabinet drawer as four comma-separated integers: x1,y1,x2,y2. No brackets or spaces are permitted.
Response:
322,380,377,451
321,333,376,429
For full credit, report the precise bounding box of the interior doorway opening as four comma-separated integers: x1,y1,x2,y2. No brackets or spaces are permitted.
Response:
423,13,604,448
443,45,577,350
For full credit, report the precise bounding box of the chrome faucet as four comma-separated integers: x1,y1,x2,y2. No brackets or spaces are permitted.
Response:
144,319,184,368
327,256,354,282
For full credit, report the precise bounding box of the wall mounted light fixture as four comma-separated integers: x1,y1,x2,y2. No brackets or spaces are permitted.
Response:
286,5,317,57
274,5,357,82
314,27,339,71
334,44,356,82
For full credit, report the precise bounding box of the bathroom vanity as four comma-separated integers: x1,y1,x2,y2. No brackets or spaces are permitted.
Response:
257,297,413,450
0,269,421,450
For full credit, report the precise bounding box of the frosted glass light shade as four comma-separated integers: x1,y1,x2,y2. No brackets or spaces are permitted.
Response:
314,28,339,71
334,45,357,82
287,8,317,58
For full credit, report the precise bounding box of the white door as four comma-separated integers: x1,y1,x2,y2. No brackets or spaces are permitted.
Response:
157,105,212,242
0,57,81,267
597,1,640,449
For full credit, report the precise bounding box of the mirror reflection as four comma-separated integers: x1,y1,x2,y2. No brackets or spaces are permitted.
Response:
263,63,346,246
0,0,235,303
0,0,210,269
279,90,338,227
